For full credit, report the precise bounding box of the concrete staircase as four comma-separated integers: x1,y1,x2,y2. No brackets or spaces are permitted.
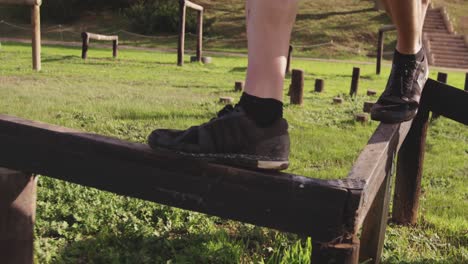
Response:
423,8,468,69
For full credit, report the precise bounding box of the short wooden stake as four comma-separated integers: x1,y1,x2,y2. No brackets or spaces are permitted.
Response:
234,81,244,92
81,32,89,59
112,40,118,58
315,79,324,93
363,101,374,113
432,72,448,119
290,69,304,105
464,72,468,92
437,72,448,84
367,90,377,96
31,4,41,71
376,30,384,75
333,97,343,104
0,168,37,264
350,67,360,97
201,56,212,64
355,113,369,123
286,45,293,74
219,96,234,104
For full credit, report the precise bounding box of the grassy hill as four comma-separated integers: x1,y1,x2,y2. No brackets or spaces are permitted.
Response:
1,0,467,59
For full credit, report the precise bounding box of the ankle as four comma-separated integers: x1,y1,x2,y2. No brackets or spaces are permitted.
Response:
238,92,283,127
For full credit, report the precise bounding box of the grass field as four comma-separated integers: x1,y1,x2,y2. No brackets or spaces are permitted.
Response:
0,42,467,263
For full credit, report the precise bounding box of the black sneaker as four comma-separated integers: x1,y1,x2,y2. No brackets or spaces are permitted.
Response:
148,105,290,170
371,51,429,123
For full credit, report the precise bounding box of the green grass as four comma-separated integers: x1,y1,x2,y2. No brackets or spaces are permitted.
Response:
0,43,467,263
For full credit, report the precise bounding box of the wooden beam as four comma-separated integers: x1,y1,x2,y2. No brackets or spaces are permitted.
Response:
359,161,393,264
347,121,412,232
83,32,118,41
0,168,37,264
0,114,360,242
424,79,468,125
185,0,203,11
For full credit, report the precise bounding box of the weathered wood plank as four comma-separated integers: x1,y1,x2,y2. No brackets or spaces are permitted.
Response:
359,162,393,264
0,115,357,241
185,0,203,11
347,121,412,232
84,32,118,41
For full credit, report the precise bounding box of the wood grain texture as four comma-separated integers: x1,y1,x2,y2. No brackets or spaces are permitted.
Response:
0,115,361,242
347,121,412,232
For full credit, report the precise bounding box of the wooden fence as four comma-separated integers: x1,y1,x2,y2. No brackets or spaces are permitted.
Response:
178,0,204,66
0,80,466,263
0,0,41,71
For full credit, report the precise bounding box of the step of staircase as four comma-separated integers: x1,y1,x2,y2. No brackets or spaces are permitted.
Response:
423,7,468,69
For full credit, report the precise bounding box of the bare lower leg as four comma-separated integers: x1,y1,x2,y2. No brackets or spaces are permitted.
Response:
244,0,299,101
383,0,430,54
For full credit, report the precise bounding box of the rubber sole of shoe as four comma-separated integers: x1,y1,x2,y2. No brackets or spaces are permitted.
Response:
370,108,417,124
151,147,289,171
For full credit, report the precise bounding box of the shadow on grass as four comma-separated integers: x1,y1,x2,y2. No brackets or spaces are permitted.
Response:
296,7,374,21
42,55,81,63
114,111,212,121
52,231,244,264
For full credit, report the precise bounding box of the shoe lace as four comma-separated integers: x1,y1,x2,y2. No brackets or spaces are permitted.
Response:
388,60,418,98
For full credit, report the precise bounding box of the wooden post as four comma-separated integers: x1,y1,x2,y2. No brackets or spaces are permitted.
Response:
234,81,244,92
177,0,187,66
81,32,89,59
367,90,377,96
31,4,41,71
355,113,369,123
376,30,384,75
290,69,304,105
112,40,118,58
465,73,468,92
350,67,360,97
392,94,430,225
196,10,203,62
432,73,447,119
437,72,448,84
286,45,293,74
312,238,360,264
314,79,324,93
333,97,343,104
363,101,375,113
0,168,37,264
359,156,394,264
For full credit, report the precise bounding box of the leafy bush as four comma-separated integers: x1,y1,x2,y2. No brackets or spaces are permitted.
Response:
125,0,199,34
41,0,132,23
